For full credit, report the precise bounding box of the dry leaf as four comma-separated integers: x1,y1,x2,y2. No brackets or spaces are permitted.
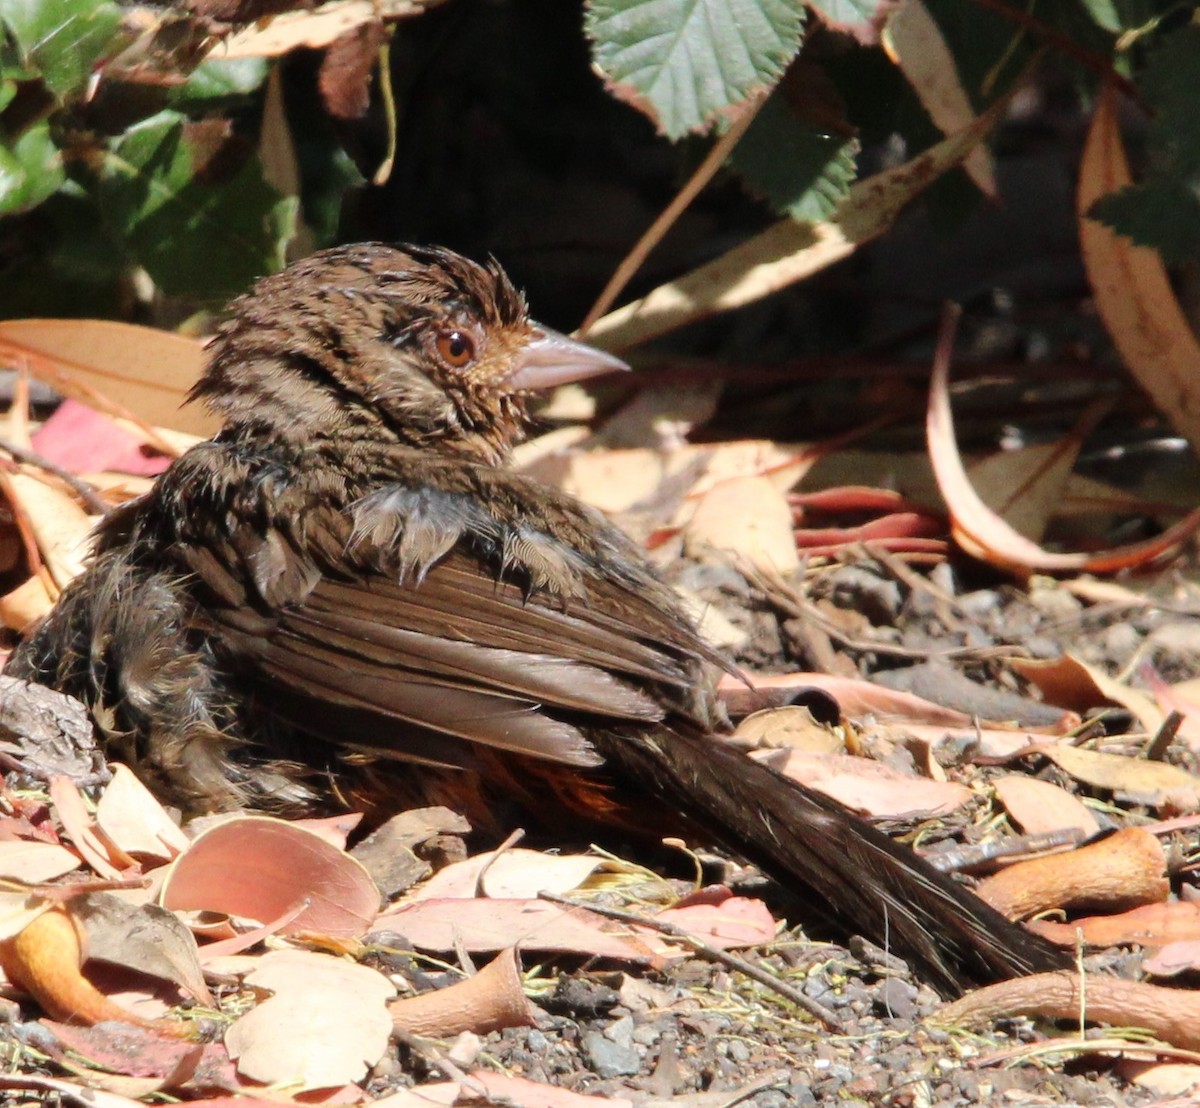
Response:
0,575,54,630
160,816,379,939
0,472,95,589
884,0,996,197
0,319,213,439
226,949,394,1089
95,765,189,862
374,898,658,962
389,948,535,1038
1010,654,1163,734
1032,744,1200,809
1078,82,1200,455
684,475,800,573
0,840,82,883
733,706,843,753
751,749,972,819
992,775,1101,838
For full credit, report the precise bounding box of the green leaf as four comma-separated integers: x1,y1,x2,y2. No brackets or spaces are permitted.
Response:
98,110,297,300
0,0,126,100
727,90,858,222
0,120,64,212
170,56,270,105
1089,25,1200,262
585,0,805,139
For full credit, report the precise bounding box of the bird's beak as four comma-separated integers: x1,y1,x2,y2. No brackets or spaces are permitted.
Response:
507,325,629,392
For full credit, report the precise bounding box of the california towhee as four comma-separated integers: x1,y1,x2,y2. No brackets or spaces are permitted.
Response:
7,244,1067,994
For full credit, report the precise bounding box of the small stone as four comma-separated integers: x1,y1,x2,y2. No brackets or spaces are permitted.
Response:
582,1030,640,1078
604,1014,635,1049
727,1039,750,1063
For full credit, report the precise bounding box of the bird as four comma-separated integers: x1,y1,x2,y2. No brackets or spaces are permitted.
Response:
6,243,1068,996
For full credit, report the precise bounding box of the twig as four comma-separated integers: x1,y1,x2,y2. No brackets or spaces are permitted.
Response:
577,91,767,335
1145,710,1184,762
537,890,842,1031
0,437,109,515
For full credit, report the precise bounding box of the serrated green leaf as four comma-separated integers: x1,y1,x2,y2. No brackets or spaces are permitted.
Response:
808,0,885,28
1089,25,1200,261
727,90,857,222
0,120,63,212
98,111,296,300
586,0,804,139
0,0,126,100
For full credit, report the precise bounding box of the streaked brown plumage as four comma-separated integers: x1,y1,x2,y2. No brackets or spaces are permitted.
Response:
7,243,1068,995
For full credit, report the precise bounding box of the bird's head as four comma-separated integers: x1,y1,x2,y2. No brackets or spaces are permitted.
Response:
193,243,626,465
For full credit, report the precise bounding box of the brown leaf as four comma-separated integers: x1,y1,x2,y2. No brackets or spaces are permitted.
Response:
160,816,379,939
1078,82,1200,455
225,949,394,1089
0,320,214,440
992,775,1100,838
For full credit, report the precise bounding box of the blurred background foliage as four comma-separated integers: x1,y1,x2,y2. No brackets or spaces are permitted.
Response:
0,0,1195,345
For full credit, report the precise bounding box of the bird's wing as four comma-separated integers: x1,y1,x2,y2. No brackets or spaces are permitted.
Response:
192,522,725,771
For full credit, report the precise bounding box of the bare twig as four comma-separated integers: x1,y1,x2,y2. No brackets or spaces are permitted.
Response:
0,437,110,515
537,890,842,1030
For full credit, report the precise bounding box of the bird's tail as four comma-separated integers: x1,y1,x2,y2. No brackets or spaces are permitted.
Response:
593,728,1068,996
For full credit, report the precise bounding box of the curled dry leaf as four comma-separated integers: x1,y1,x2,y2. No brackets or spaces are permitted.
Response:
160,816,379,940
733,706,844,753
1010,654,1163,736
977,827,1167,921
938,971,1200,1054
992,775,1101,839
225,948,394,1090
0,905,175,1031
399,847,602,903
49,776,133,880
389,947,536,1038
927,315,1200,575
1033,900,1200,952
0,320,214,441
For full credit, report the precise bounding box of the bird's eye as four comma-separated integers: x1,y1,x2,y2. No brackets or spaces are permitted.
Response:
435,328,475,368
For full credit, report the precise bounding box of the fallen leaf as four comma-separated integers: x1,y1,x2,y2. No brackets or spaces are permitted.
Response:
0,840,82,883
684,475,800,573
1032,744,1200,810
751,749,972,819
95,765,190,862
389,948,535,1038
374,898,658,962
992,775,1101,838
160,816,379,939
226,949,394,1090
0,319,214,440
